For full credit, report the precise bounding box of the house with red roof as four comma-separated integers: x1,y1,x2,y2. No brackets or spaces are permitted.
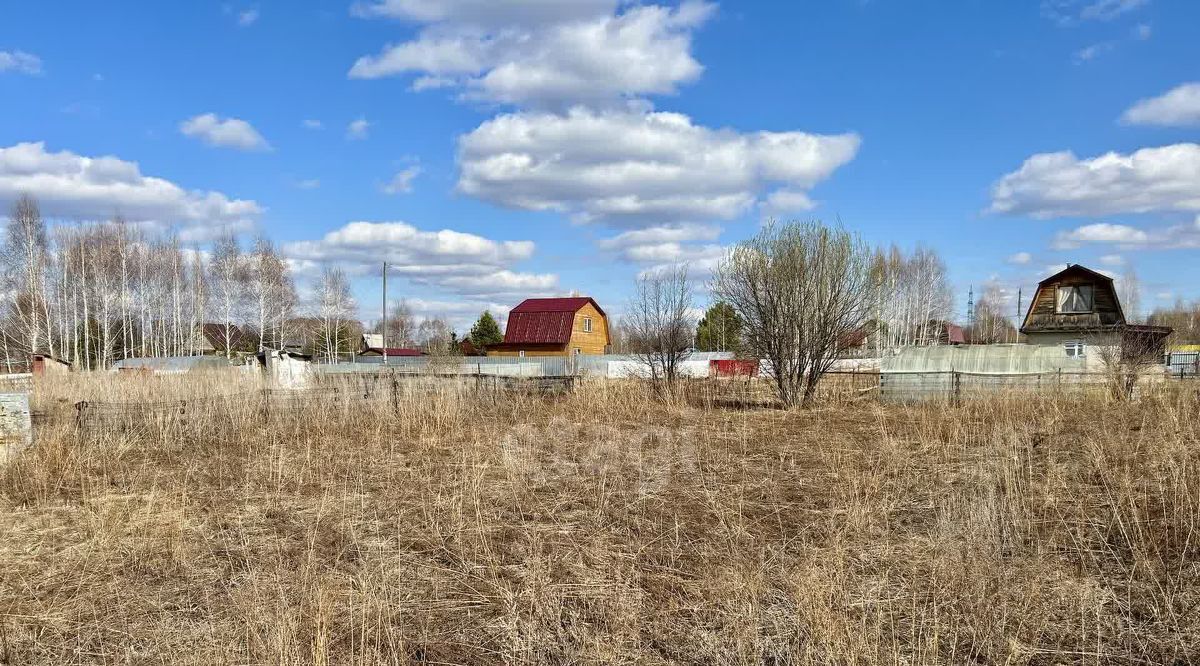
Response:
488,297,611,357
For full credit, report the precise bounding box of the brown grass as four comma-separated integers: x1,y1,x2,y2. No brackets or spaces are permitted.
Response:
2,374,1200,664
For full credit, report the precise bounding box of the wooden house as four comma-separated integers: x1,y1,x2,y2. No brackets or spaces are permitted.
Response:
488,297,611,357
191,323,248,355
1020,264,1170,366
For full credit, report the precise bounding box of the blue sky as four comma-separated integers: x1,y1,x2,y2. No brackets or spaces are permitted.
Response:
2,0,1198,330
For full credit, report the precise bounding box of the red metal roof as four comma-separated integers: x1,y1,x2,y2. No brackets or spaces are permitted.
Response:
503,297,604,345
509,297,604,315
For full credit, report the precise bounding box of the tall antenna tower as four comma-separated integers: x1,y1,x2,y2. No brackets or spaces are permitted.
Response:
966,286,975,327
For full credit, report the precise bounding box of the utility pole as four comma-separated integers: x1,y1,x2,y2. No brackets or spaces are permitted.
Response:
382,261,388,366
1015,287,1022,343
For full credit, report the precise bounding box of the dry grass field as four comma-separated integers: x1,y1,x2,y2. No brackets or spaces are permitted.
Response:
2,374,1199,664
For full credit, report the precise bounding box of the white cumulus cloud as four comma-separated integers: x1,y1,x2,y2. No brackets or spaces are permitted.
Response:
762,189,816,216
1043,0,1149,24
381,166,420,194
1073,41,1115,64
599,223,721,260
350,0,616,25
0,50,42,75
989,143,1200,218
180,113,271,151
599,223,726,279
282,220,555,298
1052,217,1200,250
458,107,860,227
1122,82,1200,127
1006,251,1033,265
349,1,714,108
0,142,261,229
346,117,371,140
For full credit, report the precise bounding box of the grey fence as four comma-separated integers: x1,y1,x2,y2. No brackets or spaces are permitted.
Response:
313,352,734,379
1166,352,1200,377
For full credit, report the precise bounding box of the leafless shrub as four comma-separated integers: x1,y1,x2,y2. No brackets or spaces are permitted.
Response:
625,264,695,399
1093,326,1168,401
715,220,875,408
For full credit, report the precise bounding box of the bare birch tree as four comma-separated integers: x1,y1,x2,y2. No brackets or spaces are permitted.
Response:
715,221,875,408
871,244,953,351
315,267,355,361
626,264,695,398
1117,265,1142,324
969,285,1017,344
209,234,246,358
2,194,50,360
377,298,415,348
248,236,291,350
417,316,451,354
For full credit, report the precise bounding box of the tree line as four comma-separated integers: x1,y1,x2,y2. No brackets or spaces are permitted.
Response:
0,194,516,369
0,194,316,369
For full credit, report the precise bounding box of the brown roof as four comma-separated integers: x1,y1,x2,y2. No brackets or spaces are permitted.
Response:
201,323,246,351
503,297,604,345
1035,263,1114,287
944,323,966,345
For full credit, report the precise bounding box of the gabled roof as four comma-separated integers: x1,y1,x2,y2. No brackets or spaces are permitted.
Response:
503,297,605,345
944,323,966,345
200,323,246,351
509,297,606,316
1035,263,1114,287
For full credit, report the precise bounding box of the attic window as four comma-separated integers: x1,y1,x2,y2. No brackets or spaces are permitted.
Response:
582,316,592,333
1056,285,1094,314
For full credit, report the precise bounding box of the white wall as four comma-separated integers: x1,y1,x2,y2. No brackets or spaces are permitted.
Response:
1024,331,1120,371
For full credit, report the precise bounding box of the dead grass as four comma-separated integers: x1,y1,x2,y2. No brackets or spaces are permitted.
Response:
2,374,1199,664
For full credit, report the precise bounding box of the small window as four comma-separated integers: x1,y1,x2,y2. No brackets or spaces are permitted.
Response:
518,350,525,358
582,316,592,333
573,347,582,355
1056,285,1094,314
1064,341,1085,359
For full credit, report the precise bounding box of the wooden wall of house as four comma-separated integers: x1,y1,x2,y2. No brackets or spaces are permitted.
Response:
489,347,568,357
1025,271,1123,330
567,303,610,355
